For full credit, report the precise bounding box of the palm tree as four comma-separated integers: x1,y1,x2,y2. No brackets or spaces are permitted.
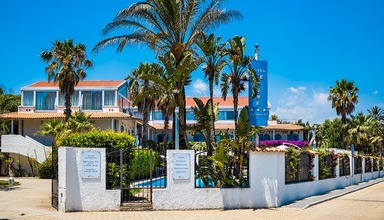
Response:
127,63,161,148
131,62,176,150
67,111,94,133
328,79,359,148
196,33,227,155
41,39,93,121
220,36,258,138
346,113,372,152
94,0,242,149
35,119,68,147
368,106,384,121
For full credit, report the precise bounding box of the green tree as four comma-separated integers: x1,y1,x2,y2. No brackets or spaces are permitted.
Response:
220,36,258,137
328,79,359,148
368,105,384,121
41,39,93,121
189,98,218,152
196,33,227,155
346,113,372,153
0,93,21,134
35,119,68,147
67,111,94,133
127,63,162,148
94,0,242,149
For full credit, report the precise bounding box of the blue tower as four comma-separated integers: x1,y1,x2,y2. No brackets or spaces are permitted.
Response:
249,44,269,126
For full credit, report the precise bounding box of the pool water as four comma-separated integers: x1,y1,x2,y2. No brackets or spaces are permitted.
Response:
135,177,215,187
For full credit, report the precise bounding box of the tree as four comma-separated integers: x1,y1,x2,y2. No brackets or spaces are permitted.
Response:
189,98,218,151
196,33,227,155
35,119,67,147
127,63,161,148
41,39,93,121
221,36,258,138
0,93,21,135
134,63,176,149
346,113,372,153
368,105,384,121
67,111,94,133
94,0,242,149
328,79,359,148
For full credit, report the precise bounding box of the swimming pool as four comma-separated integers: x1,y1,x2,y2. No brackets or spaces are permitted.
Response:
135,177,215,188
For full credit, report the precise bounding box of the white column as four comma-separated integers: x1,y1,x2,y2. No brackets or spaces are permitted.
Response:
111,119,115,131
272,130,275,140
134,121,137,136
11,120,14,134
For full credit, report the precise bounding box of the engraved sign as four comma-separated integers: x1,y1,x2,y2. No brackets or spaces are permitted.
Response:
173,153,190,180
82,151,101,178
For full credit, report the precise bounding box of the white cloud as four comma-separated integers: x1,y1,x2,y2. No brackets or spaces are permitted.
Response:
289,86,306,94
271,86,335,124
192,79,208,95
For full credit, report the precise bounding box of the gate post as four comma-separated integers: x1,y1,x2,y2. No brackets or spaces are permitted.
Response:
120,149,123,205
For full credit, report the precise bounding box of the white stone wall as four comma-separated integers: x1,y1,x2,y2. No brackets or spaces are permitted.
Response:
58,147,120,212
153,150,384,210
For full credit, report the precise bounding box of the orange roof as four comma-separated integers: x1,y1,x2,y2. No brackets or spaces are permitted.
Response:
27,80,125,88
264,124,304,131
251,146,288,153
186,97,248,107
0,112,138,120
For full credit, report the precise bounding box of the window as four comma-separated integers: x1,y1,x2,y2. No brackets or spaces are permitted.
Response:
186,111,195,120
218,111,235,120
59,91,79,106
35,91,56,110
118,84,128,98
23,91,34,106
275,134,282,140
82,91,102,110
152,111,164,120
104,91,116,106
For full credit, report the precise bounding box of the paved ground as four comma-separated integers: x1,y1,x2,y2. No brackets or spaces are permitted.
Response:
1,177,384,220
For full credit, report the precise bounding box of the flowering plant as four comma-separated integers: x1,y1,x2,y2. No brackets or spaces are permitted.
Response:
259,140,309,148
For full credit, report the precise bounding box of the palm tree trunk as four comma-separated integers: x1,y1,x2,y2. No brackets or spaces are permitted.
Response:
179,87,190,149
341,113,347,149
163,116,169,151
143,111,148,148
233,88,239,140
208,78,215,156
64,93,72,122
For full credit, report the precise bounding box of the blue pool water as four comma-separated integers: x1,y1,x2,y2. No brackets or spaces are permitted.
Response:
135,177,215,187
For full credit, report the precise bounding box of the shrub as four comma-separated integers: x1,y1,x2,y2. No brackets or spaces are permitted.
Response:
129,149,160,180
38,155,54,179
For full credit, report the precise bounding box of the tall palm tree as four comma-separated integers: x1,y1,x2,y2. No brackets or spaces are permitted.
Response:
220,36,258,138
94,0,242,149
131,62,176,149
41,39,93,121
328,79,359,148
196,33,227,155
368,105,384,121
127,63,161,148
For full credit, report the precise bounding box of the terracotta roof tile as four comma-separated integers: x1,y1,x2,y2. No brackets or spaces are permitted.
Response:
251,146,288,153
0,112,139,120
27,80,125,88
186,97,248,107
264,124,304,131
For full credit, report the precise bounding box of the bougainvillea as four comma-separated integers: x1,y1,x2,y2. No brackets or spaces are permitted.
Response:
259,140,309,148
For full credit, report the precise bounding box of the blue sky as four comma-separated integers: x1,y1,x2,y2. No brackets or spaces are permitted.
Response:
1,0,384,124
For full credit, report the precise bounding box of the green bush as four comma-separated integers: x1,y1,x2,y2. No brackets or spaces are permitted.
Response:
60,129,135,151
129,149,160,180
38,155,54,179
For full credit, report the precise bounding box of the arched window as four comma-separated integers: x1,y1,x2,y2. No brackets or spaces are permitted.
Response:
275,134,282,140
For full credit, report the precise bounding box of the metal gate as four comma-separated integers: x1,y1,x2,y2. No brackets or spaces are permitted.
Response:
51,145,58,210
105,147,167,205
